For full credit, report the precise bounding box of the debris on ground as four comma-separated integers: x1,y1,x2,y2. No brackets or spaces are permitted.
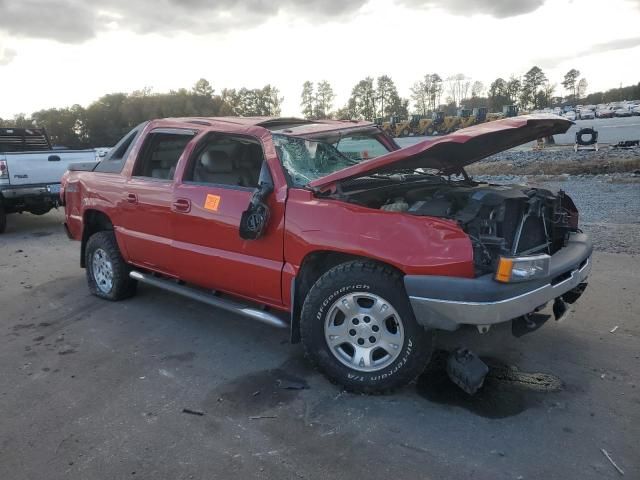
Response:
57,346,76,355
446,349,489,395
277,378,309,390
600,448,625,475
249,415,277,420
613,140,640,149
610,326,619,333
182,408,205,416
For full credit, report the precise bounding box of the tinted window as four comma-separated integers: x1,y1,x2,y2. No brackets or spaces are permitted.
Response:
184,135,264,188
94,124,145,174
133,131,193,180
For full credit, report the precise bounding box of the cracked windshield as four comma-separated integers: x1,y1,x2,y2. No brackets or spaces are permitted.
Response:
273,132,390,186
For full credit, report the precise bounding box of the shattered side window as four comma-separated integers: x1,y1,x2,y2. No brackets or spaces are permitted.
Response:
272,134,358,187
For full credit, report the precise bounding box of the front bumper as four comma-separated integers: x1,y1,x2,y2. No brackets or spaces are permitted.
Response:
404,233,592,331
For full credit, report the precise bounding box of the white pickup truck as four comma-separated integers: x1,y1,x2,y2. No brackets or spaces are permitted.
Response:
0,127,99,233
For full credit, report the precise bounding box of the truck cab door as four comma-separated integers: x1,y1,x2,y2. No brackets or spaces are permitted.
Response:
170,132,285,306
117,128,195,276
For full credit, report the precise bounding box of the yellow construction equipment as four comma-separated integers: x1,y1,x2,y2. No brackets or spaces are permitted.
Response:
457,109,475,129
439,114,463,135
393,116,413,137
423,111,445,135
376,105,501,138
455,107,489,130
395,115,434,137
384,107,494,138
380,116,398,137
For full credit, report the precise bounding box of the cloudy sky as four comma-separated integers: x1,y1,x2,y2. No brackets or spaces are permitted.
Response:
1,0,639,118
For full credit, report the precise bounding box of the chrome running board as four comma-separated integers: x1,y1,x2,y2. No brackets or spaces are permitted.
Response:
129,271,288,329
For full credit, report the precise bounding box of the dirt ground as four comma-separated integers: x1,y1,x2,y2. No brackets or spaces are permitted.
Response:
0,210,638,480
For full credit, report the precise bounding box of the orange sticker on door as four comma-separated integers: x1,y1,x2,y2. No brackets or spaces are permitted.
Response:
204,194,221,211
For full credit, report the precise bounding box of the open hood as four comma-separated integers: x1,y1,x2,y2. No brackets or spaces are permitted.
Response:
308,114,572,191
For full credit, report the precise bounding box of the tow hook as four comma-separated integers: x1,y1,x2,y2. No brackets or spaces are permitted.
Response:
446,349,489,395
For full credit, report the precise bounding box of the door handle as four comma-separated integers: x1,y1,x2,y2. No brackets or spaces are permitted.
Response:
48,155,61,162
172,198,191,213
126,193,138,204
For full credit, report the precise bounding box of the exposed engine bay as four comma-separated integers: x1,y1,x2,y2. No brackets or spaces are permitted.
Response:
334,176,579,274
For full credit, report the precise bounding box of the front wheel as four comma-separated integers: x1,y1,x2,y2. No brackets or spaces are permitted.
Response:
85,231,137,300
300,260,432,393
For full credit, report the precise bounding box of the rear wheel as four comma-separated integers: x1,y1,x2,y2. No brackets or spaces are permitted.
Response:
300,260,432,393
85,231,137,300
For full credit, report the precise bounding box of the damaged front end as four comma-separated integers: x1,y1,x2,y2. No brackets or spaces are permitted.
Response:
325,172,591,336
287,115,591,335
337,178,580,279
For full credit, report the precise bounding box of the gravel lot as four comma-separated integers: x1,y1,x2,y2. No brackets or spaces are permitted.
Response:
0,183,638,479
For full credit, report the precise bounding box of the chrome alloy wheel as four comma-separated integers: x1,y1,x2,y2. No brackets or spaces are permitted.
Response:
324,292,405,372
92,248,114,294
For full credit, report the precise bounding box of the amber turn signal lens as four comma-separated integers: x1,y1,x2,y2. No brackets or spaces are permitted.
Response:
495,257,514,283
495,254,551,283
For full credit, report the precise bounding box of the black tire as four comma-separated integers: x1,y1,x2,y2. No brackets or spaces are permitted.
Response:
85,231,137,300
300,260,433,393
575,127,598,146
0,203,6,234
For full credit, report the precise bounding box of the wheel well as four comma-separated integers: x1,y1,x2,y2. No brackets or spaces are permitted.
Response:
81,210,113,268
290,251,403,343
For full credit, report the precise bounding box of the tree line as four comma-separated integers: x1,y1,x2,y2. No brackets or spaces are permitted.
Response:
300,76,410,121
1,72,638,148
0,79,282,148
302,68,637,121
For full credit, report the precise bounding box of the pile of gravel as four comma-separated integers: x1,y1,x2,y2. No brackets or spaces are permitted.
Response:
481,145,640,168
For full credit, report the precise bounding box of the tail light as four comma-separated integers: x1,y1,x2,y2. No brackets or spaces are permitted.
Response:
0,160,8,180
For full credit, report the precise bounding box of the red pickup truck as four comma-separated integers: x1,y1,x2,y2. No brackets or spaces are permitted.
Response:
61,115,591,393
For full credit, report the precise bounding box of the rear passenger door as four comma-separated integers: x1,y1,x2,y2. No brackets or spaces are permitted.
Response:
118,128,195,275
170,133,285,306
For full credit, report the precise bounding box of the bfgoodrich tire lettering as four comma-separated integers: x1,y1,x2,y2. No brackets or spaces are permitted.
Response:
300,260,432,393
85,231,137,301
